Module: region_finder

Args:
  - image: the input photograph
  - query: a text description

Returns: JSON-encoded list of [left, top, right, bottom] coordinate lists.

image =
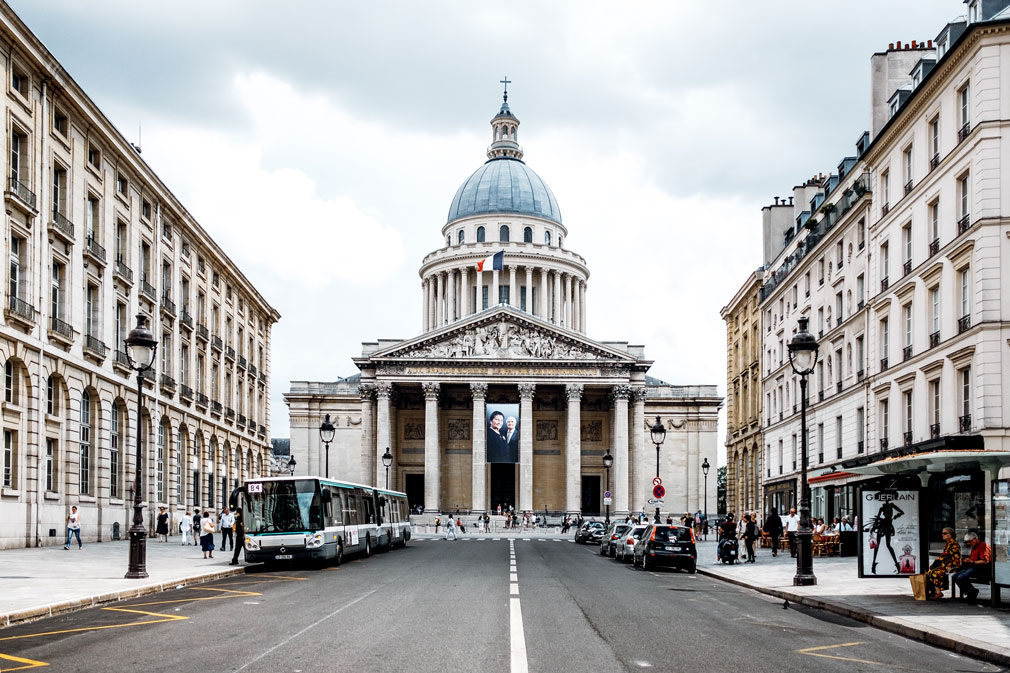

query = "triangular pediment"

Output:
[[369, 306, 637, 363]]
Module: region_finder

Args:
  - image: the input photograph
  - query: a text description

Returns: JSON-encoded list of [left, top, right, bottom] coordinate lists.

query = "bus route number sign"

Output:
[[247, 483, 263, 493]]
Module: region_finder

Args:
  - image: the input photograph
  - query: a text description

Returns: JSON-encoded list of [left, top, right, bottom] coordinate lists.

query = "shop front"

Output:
[[763, 478, 796, 518]]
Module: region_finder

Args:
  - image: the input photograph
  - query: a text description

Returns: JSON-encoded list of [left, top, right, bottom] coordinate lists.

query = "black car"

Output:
[[574, 521, 605, 544], [633, 524, 697, 572], [600, 523, 632, 557]]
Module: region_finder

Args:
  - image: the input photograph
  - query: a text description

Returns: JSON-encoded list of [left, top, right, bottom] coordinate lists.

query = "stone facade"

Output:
[[0, 6, 279, 549]]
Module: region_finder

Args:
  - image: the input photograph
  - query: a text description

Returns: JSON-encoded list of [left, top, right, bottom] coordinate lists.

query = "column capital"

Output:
[[630, 386, 647, 403], [518, 383, 536, 399], [358, 383, 376, 402], [565, 383, 583, 401], [469, 382, 488, 400], [376, 382, 394, 400], [610, 384, 632, 401], [422, 382, 440, 400]]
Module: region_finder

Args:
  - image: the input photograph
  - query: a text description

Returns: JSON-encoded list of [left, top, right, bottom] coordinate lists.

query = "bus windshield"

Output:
[[244, 479, 324, 534]]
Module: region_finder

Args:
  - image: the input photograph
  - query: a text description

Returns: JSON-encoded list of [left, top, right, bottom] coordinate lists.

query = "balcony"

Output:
[[160, 294, 176, 318], [238, 413, 247, 427], [50, 210, 75, 243], [881, 202, 890, 216], [48, 315, 74, 345], [225, 407, 235, 421], [857, 440, 864, 453], [113, 349, 131, 372], [929, 153, 940, 171], [259, 371, 266, 384], [197, 323, 209, 341], [904, 179, 914, 196], [211, 335, 223, 351], [903, 260, 912, 276], [836, 381, 843, 393], [953, 215, 969, 238], [140, 279, 157, 302], [880, 357, 889, 372], [160, 374, 176, 394], [238, 355, 247, 370], [928, 239, 939, 257], [958, 315, 971, 334], [857, 299, 865, 310], [258, 424, 266, 437], [180, 384, 194, 402], [957, 121, 971, 143], [114, 258, 133, 285], [5, 296, 36, 326], [225, 345, 236, 361], [903, 431, 913, 446], [930, 423, 940, 439], [903, 345, 913, 361], [929, 331, 940, 348], [881, 277, 889, 292], [880, 438, 889, 451], [857, 369, 864, 382], [959, 414, 972, 432], [818, 390, 824, 402], [249, 363, 258, 377], [195, 392, 209, 409], [180, 309, 193, 330], [84, 334, 106, 360], [84, 236, 106, 266], [211, 400, 222, 415], [6, 176, 37, 212]]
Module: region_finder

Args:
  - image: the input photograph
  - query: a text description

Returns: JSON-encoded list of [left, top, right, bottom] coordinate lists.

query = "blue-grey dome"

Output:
[[447, 157, 562, 225]]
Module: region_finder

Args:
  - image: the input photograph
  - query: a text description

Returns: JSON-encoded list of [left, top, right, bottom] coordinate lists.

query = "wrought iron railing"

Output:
[[929, 153, 940, 171], [881, 277, 889, 292], [196, 393, 209, 408], [85, 236, 106, 264], [880, 437, 888, 451], [7, 296, 36, 322], [161, 294, 176, 316], [180, 309, 193, 329], [903, 345, 913, 361], [903, 260, 912, 276], [904, 179, 913, 196], [959, 414, 971, 432], [115, 259, 133, 283], [903, 431, 913, 446], [140, 280, 157, 301], [880, 357, 889, 371], [50, 315, 73, 339], [958, 315, 971, 334], [7, 176, 36, 209], [114, 349, 130, 368], [929, 331, 940, 348], [957, 213, 971, 235], [84, 335, 106, 358], [957, 122, 971, 143], [928, 239, 939, 257], [180, 384, 194, 400], [212, 335, 223, 351], [930, 423, 940, 439], [197, 324, 209, 341], [51, 210, 74, 239], [161, 374, 176, 389]]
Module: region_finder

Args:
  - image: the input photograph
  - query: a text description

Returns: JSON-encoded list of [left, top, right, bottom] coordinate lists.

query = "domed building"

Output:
[[286, 91, 721, 518]]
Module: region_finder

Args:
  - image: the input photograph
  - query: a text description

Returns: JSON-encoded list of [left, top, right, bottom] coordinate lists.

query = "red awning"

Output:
[[808, 471, 859, 485]]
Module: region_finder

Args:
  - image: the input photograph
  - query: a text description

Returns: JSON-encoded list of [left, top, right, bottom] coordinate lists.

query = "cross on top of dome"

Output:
[[489, 78, 521, 160]]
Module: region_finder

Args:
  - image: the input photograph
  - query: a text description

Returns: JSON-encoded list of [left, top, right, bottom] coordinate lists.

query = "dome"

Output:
[[446, 157, 562, 225]]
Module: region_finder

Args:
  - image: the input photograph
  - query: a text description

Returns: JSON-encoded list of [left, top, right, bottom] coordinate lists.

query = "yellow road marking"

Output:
[[0, 608, 186, 642], [0, 652, 49, 670], [796, 642, 885, 665], [126, 587, 262, 608], [249, 574, 308, 581]]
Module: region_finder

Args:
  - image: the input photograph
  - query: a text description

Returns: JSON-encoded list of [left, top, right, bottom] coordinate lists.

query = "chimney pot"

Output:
[[928, 39, 933, 48], [774, 197, 780, 205], [789, 196, 794, 205], [896, 41, 902, 49], [912, 40, 918, 49], [889, 43, 894, 50]]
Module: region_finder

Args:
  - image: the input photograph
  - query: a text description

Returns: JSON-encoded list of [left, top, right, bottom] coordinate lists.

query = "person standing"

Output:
[[180, 511, 193, 546], [156, 507, 170, 542], [192, 511, 202, 546], [783, 507, 800, 558], [763, 508, 783, 557], [229, 507, 245, 566], [200, 511, 216, 559], [64, 505, 82, 549], [445, 515, 457, 541], [220, 507, 235, 551], [743, 513, 759, 563]]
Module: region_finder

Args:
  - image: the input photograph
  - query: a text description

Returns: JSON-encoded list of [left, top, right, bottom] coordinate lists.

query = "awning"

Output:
[[840, 449, 1010, 480], [808, 470, 862, 487]]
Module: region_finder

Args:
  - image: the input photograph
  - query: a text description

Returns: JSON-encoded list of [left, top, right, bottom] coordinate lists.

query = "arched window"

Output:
[[511, 125, 517, 140], [193, 435, 202, 507], [544, 231, 551, 246], [476, 226, 485, 243], [208, 437, 217, 507], [110, 401, 122, 499], [523, 227, 533, 243], [446, 235, 451, 247], [176, 425, 185, 504], [457, 230, 465, 245], [156, 420, 166, 502], [46, 375, 57, 414], [558, 236, 563, 248], [79, 391, 92, 495], [499, 225, 510, 242], [4, 360, 17, 404]]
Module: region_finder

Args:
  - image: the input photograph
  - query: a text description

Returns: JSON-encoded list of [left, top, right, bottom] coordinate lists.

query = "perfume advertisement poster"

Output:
[[860, 489, 920, 577]]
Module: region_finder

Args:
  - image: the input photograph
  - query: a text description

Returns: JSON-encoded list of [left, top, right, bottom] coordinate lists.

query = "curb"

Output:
[[697, 567, 1010, 667], [0, 567, 245, 629]]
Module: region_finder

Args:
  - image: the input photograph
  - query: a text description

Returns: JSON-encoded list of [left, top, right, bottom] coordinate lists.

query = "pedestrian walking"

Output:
[[742, 513, 759, 563], [156, 506, 170, 542], [783, 507, 800, 558], [762, 507, 783, 557], [180, 510, 193, 545], [200, 511, 216, 559], [192, 511, 202, 546], [445, 515, 457, 540], [435, 517, 441, 534], [230, 507, 245, 566], [220, 507, 235, 551], [64, 505, 82, 549], [457, 517, 466, 534]]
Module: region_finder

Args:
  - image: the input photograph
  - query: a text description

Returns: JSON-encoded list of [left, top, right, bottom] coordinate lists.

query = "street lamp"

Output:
[[701, 457, 711, 539], [124, 314, 157, 579], [602, 449, 613, 527], [788, 315, 820, 586], [286, 456, 297, 476], [319, 414, 335, 478], [650, 416, 666, 523], [382, 447, 392, 490]]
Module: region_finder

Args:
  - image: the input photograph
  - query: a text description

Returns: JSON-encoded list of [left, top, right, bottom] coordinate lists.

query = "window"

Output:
[[960, 367, 972, 418], [54, 109, 69, 138], [791, 434, 797, 471], [4, 360, 15, 404], [523, 226, 532, 243], [903, 146, 913, 190], [836, 241, 843, 268], [476, 226, 485, 243], [930, 379, 941, 429], [857, 274, 864, 305], [115, 302, 126, 351], [142, 200, 152, 220], [79, 391, 91, 495], [85, 284, 99, 337], [162, 262, 173, 301], [880, 242, 889, 281], [9, 126, 27, 183], [858, 219, 866, 249], [212, 271, 219, 289], [52, 165, 68, 215], [817, 307, 824, 335], [881, 170, 890, 207], [445, 234, 450, 247], [817, 423, 824, 463], [157, 421, 165, 503], [161, 332, 172, 376], [856, 408, 865, 453], [45, 438, 56, 492], [499, 225, 509, 242], [818, 258, 825, 285], [87, 143, 101, 170], [902, 224, 911, 266], [959, 267, 970, 318], [835, 416, 843, 459], [880, 399, 890, 441], [929, 117, 939, 163], [85, 195, 100, 242], [111, 401, 121, 499], [903, 304, 912, 348], [116, 173, 128, 196], [11, 63, 28, 98], [3, 429, 15, 488], [929, 201, 939, 245], [958, 173, 970, 222], [835, 293, 843, 323], [856, 336, 864, 371], [457, 230, 464, 245], [880, 318, 889, 361], [9, 234, 23, 300], [903, 390, 913, 438], [959, 82, 971, 129], [545, 230, 551, 246], [804, 272, 810, 297], [929, 287, 940, 335], [46, 375, 57, 415], [51, 260, 65, 321], [116, 220, 128, 264]]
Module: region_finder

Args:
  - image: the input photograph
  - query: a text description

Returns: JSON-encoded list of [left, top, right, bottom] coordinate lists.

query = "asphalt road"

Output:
[[0, 537, 999, 673]]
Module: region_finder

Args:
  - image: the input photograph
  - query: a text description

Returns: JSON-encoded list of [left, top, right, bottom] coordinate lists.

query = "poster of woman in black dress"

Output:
[[861, 490, 918, 576]]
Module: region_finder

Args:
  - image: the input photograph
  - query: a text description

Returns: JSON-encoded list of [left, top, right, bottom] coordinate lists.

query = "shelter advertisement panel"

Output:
[[860, 489, 920, 577], [486, 403, 520, 463]]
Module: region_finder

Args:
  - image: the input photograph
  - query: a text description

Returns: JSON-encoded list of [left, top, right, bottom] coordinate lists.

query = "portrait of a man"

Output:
[[486, 405, 519, 463]]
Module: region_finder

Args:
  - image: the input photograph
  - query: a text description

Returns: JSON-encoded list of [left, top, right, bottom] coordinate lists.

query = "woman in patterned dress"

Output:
[[925, 527, 961, 600]]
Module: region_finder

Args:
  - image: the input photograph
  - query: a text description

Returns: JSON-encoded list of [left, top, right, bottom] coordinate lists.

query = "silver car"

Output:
[[600, 523, 632, 557], [616, 524, 648, 563]]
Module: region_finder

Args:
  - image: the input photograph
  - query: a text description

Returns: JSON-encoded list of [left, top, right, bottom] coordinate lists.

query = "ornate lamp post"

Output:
[[602, 449, 613, 527], [382, 447, 392, 490], [286, 456, 297, 476], [124, 314, 157, 579], [319, 414, 335, 478], [702, 457, 711, 538], [788, 316, 820, 586], [650, 416, 666, 523]]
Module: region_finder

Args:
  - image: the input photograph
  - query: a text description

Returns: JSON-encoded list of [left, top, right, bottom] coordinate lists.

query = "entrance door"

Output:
[[581, 475, 601, 516], [405, 474, 424, 512], [490, 463, 516, 512]]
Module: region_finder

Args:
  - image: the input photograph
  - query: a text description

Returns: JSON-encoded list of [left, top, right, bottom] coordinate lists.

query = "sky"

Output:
[[10, 1, 961, 462]]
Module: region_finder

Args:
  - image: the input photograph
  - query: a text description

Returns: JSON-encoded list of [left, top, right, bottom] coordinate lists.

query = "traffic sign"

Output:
[[653, 477, 663, 487], [648, 498, 665, 505], [603, 497, 612, 506], [653, 484, 666, 499], [604, 490, 611, 499]]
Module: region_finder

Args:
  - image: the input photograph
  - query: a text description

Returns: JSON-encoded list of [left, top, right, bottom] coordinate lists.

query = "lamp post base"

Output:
[[125, 527, 149, 579], [793, 573, 817, 586], [793, 531, 816, 586]]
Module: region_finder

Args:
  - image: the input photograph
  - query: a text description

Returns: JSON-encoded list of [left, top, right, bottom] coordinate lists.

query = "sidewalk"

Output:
[[0, 537, 243, 627], [694, 540, 1010, 666]]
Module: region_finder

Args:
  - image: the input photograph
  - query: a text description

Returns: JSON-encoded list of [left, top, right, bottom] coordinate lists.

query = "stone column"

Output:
[[565, 384, 583, 513], [563, 274, 572, 328], [573, 278, 580, 332], [539, 267, 548, 319], [518, 383, 536, 511], [428, 275, 436, 330], [436, 272, 445, 327], [461, 267, 470, 317], [470, 383, 488, 511], [423, 382, 441, 511], [524, 266, 533, 314], [475, 269, 483, 311], [611, 385, 631, 513], [580, 280, 586, 332], [630, 387, 647, 513], [553, 271, 562, 325], [508, 265, 517, 306], [448, 269, 457, 323], [492, 269, 500, 307], [374, 383, 392, 488], [422, 279, 429, 332], [360, 384, 376, 486]]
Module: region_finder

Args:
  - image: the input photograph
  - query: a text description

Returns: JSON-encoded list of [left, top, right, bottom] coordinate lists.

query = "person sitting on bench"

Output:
[[952, 531, 991, 602]]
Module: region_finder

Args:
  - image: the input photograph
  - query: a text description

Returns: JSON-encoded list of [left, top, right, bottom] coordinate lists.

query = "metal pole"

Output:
[[325, 441, 330, 479], [704, 474, 708, 539], [654, 444, 661, 523], [605, 465, 610, 527], [126, 370, 148, 578], [794, 375, 816, 585], [385, 466, 389, 490]]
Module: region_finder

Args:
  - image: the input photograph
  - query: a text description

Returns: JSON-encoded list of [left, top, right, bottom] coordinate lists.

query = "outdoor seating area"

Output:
[[759, 532, 843, 556]]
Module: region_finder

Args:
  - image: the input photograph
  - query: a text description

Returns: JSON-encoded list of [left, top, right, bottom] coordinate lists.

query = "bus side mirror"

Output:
[[229, 486, 246, 510], [321, 489, 332, 503]]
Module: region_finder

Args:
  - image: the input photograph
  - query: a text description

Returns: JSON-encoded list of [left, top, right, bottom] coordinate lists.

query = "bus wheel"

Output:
[[334, 541, 343, 566], [364, 536, 372, 558]]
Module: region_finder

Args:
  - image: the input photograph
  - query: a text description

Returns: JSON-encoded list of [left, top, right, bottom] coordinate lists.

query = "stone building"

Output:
[[0, 5, 279, 549], [286, 93, 721, 517]]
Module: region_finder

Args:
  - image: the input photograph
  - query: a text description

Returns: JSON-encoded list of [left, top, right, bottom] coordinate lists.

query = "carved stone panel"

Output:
[[447, 419, 471, 441], [396, 320, 608, 360], [535, 420, 558, 441], [580, 420, 603, 442], [403, 420, 425, 441]]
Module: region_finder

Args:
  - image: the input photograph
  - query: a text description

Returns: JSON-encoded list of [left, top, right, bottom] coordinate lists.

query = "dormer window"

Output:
[[968, 0, 979, 23]]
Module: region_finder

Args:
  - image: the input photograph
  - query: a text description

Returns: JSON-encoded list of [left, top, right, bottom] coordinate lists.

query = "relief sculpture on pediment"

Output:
[[398, 321, 603, 360]]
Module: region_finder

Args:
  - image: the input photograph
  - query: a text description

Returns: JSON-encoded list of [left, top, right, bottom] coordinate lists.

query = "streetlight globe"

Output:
[[650, 416, 666, 446], [702, 457, 710, 477], [287, 456, 297, 475], [382, 447, 393, 468], [788, 316, 820, 376], [319, 414, 335, 444], [125, 314, 157, 371], [602, 449, 613, 469]]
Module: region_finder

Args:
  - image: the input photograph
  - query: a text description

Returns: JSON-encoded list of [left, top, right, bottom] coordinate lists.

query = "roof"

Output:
[[447, 157, 562, 225]]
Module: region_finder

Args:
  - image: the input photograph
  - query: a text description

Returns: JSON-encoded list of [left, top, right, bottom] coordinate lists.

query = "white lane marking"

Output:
[[235, 590, 376, 672], [510, 583, 519, 596], [510, 596, 529, 673], [634, 661, 653, 668], [510, 573, 518, 582]]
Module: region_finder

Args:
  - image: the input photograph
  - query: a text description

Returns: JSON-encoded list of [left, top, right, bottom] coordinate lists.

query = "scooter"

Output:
[[718, 536, 739, 564]]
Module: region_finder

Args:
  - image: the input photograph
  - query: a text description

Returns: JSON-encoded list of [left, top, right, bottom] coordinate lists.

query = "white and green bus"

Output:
[[232, 476, 410, 565]]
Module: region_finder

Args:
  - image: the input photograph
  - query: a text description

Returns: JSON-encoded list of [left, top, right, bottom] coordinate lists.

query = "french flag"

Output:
[[475, 250, 504, 272]]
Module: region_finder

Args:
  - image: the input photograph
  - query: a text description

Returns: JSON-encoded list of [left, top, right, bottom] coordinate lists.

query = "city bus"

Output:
[[231, 475, 410, 565]]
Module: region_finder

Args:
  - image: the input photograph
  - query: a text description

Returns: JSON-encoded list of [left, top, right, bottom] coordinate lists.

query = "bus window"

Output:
[[345, 492, 357, 526]]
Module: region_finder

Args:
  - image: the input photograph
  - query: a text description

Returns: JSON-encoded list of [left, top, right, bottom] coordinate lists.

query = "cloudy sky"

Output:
[[11, 1, 959, 459]]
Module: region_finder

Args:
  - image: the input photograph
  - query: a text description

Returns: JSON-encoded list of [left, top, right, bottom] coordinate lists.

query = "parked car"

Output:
[[600, 523, 632, 557], [616, 524, 648, 563], [633, 524, 697, 572], [574, 521, 605, 544]]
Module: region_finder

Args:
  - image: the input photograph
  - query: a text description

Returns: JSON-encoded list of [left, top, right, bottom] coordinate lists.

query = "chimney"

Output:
[[870, 42, 934, 137], [774, 196, 780, 205]]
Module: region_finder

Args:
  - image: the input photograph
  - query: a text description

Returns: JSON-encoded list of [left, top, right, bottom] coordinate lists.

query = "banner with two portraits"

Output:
[[485, 403, 520, 463]]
